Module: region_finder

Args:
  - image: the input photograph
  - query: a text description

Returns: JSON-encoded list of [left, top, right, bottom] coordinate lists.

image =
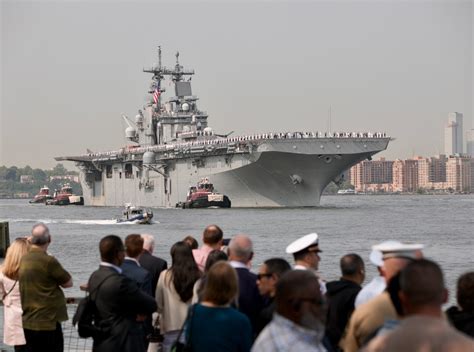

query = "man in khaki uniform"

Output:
[[340, 241, 423, 352], [364, 259, 474, 352]]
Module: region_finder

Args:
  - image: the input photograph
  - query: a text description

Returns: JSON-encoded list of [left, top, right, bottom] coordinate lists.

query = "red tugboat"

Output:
[[45, 184, 84, 206], [177, 178, 231, 209], [29, 186, 53, 204]]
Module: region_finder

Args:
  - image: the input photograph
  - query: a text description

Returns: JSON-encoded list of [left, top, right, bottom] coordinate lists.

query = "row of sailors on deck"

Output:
[[85, 131, 387, 158]]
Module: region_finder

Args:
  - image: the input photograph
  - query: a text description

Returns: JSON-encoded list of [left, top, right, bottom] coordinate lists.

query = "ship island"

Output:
[[57, 48, 391, 207]]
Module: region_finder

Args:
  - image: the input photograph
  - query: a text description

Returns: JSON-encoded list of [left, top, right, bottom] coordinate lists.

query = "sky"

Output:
[[1, 0, 472, 169]]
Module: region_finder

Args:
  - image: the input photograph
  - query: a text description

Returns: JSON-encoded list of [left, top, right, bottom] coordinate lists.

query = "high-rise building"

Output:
[[467, 129, 474, 157], [444, 112, 463, 155]]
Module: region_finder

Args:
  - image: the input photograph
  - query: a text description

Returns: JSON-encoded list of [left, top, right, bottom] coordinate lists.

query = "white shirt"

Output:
[[354, 275, 386, 308], [100, 261, 123, 274], [229, 261, 249, 269]]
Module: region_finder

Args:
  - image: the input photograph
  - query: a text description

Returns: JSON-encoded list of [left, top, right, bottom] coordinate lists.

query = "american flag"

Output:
[[153, 81, 161, 104]]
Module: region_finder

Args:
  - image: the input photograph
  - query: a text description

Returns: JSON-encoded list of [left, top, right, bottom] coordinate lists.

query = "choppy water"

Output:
[[1, 195, 473, 302]]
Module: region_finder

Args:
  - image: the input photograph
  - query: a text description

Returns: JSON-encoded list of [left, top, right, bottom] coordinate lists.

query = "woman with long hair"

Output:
[[0, 237, 30, 351], [156, 241, 201, 352], [186, 261, 252, 352]]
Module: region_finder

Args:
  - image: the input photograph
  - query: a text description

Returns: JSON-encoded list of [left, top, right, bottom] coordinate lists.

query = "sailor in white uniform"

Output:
[[354, 247, 387, 308], [286, 233, 327, 294]]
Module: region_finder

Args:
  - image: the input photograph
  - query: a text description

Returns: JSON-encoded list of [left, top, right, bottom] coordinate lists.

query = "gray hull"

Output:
[[78, 137, 389, 207]]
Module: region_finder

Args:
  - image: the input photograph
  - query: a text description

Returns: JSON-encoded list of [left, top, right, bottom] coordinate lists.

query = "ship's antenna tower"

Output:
[[328, 105, 332, 134], [158, 46, 162, 70]]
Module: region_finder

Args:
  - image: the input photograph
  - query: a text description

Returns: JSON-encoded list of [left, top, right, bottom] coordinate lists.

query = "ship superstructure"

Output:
[[57, 48, 391, 207]]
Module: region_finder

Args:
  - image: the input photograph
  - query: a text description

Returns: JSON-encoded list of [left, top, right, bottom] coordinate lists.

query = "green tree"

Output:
[[20, 165, 33, 175], [32, 168, 47, 182], [52, 163, 68, 176], [5, 167, 18, 181]]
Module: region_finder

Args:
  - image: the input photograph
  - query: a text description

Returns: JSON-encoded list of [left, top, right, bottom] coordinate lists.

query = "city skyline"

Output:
[[1, 1, 472, 169]]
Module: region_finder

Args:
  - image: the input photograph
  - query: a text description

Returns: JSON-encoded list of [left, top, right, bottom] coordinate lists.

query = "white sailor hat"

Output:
[[285, 233, 320, 254], [369, 249, 384, 267], [372, 240, 424, 260]]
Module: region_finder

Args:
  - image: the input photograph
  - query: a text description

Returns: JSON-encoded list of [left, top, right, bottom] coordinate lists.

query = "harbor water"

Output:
[[0, 195, 473, 349]]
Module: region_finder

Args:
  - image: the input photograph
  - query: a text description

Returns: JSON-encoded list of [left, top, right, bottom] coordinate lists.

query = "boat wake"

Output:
[[7, 219, 159, 225]]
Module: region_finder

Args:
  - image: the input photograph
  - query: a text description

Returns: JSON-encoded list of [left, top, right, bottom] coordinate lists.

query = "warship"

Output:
[[57, 48, 391, 207]]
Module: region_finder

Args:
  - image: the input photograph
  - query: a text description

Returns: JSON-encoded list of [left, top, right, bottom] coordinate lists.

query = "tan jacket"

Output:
[[155, 269, 191, 333], [364, 315, 474, 352], [341, 291, 397, 352]]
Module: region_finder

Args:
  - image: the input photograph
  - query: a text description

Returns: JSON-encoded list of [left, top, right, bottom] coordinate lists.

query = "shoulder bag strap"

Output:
[[2, 280, 18, 300], [175, 303, 196, 346], [88, 273, 115, 299]]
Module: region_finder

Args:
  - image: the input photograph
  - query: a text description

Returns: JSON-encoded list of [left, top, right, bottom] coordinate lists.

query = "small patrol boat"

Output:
[[45, 184, 84, 205], [29, 186, 53, 204], [117, 204, 154, 224], [177, 178, 231, 209], [337, 189, 356, 195]]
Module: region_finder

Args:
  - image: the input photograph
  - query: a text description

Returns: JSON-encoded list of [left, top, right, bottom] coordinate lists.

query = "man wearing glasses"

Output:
[[255, 258, 292, 336]]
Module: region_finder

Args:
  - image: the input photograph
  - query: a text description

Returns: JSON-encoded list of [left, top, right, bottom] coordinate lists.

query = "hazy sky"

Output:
[[1, 0, 472, 169]]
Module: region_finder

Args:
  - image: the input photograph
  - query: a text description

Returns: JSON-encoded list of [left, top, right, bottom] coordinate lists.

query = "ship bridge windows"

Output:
[[125, 164, 133, 179], [106, 165, 112, 179]]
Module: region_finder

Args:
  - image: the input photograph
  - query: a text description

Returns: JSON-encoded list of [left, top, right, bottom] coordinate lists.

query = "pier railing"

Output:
[[0, 298, 93, 352]]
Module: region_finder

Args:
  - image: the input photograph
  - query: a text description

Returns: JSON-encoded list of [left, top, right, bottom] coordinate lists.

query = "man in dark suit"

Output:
[[88, 235, 157, 352], [121, 234, 153, 296], [228, 234, 265, 336], [138, 233, 168, 293]]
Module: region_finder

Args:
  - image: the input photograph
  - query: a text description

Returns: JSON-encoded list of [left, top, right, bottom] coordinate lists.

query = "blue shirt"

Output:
[[187, 304, 252, 352], [251, 313, 326, 352]]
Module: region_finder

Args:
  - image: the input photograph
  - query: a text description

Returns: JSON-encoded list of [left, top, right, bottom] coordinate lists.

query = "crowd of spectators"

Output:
[[0, 222, 473, 352]]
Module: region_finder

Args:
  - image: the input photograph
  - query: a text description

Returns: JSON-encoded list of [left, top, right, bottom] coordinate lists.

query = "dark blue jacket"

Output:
[[234, 267, 265, 335], [121, 258, 153, 297], [138, 250, 167, 294]]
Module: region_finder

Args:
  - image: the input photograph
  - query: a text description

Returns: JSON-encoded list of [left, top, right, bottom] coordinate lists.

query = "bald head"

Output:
[[30, 222, 51, 246], [141, 234, 155, 253], [228, 235, 253, 264], [202, 225, 223, 247]]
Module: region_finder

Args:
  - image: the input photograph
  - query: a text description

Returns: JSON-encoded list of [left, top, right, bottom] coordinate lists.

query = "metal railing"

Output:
[[0, 299, 93, 352]]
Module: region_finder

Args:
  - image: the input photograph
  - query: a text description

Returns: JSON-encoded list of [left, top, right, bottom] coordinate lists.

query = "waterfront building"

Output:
[[416, 155, 447, 190], [350, 158, 393, 192], [446, 155, 472, 192], [392, 159, 418, 192], [444, 112, 463, 155]]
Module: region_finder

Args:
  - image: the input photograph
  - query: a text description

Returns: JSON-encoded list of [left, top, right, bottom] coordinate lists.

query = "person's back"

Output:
[[193, 225, 223, 272], [138, 234, 168, 292], [0, 238, 29, 350], [121, 234, 153, 296], [446, 271, 474, 337], [365, 259, 474, 352], [325, 254, 364, 349], [187, 262, 252, 352], [90, 235, 157, 352], [188, 304, 251, 352], [19, 223, 72, 352], [228, 235, 265, 333]]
